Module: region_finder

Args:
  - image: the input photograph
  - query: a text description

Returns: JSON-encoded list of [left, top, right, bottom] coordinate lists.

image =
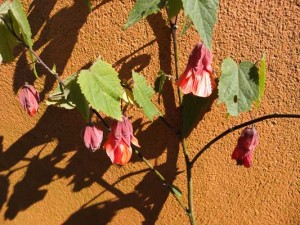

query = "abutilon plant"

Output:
[[0, 0, 299, 225]]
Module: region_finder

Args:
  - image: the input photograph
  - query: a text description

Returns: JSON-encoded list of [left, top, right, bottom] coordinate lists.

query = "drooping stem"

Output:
[[170, 17, 195, 225], [190, 113, 300, 166]]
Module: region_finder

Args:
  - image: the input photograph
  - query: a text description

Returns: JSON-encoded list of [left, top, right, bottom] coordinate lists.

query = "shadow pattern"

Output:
[[2, 2, 215, 224]]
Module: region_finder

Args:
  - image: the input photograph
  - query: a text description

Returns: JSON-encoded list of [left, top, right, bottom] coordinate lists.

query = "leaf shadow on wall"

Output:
[[0, 136, 9, 213], [12, 0, 89, 101], [2, 8, 216, 225]]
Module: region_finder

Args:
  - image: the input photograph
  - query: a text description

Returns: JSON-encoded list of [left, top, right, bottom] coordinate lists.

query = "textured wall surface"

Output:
[[0, 0, 299, 224]]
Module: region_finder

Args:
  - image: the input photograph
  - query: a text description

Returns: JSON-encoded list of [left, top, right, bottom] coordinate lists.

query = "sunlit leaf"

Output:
[[122, 88, 136, 105], [77, 59, 122, 120], [124, 0, 166, 29], [132, 71, 161, 121], [256, 54, 266, 106], [180, 16, 192, 36], [0, 1, 10, 15], [182, 0, 219, 50], [218, 58, 259, 116], [9, 0, 33, 49]]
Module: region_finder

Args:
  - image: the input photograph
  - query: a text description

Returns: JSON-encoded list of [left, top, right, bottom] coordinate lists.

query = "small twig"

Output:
[[133, 147, 188, 214], [190, 113, 300, 166]]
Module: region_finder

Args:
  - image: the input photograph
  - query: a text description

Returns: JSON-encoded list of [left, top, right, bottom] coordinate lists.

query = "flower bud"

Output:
[[83, 124, 103, 152], [18, 84, 40, 116], [232, 127, 259, 168]]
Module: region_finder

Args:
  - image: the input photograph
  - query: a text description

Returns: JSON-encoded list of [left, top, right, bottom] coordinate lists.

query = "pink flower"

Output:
[[232, 127, 259, 168], [83, 124, 103, 151], [177, 43, 215, 97], [103, 116, 140, 165], [18, 84, 40, 116]]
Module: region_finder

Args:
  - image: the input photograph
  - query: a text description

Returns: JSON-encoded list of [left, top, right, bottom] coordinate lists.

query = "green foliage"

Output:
[[218, 58, 259, 116], [48, 74, 89, 122], [257, 54, 266, 106], [132, 71, 161, 121], [0, 1, 10, 15], [77, 59, 123, 121], [180, 16, 192, 36], [182, 94, 214, 137], [47, 74, 77, 109], [0, 0, 34, 64], [166, 0, 183, 19], [0, 21, 19, 62], [182, 0, 219, 50], [9, 0, 33, 49], [87, 0, 92, 12], [69, 79, 90, 122], [154, 70, 167, 104], [124, 0, 166, 29]]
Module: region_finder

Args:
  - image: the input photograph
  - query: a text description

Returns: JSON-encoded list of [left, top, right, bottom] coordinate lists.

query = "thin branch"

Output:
[[133, 147, 188, 214], [190, 113, 300, 166], [0, 15, 65, 86], [170, 16, 195, 225]]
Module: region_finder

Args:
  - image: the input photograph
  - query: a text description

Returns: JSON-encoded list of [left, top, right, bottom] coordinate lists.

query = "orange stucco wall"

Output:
[[0, 0, 299, 224]]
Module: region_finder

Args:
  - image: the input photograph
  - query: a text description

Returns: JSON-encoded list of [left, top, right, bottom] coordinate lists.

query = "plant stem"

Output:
[[170, 17, 195, 225], [91, 108, 110, 130], [133, 147, 188, 214], [190, 113, 300, 166], [27, 48, 65, 86]]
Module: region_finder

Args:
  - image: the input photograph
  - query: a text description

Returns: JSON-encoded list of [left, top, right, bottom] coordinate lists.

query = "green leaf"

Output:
[[256, 54, 266, 106], [0, 1, 10, 15], [180, 16, 192, 36], [77, 59, 122, 120], [166, 0, 182, 19], [154, 70, 167, 104], [182, 94, 215, 137], [132, 71, 161, 121], [182, 0, 219, 50], [124, 0, 166, 29], [69, 79, 90, 122], [9, 0, 33, 49], [47, 74, 77, 109], [168, 184, 182, 197], [87, 0, 92, 12], [0, 20, 19, 62], [218, 58, 259, 116]]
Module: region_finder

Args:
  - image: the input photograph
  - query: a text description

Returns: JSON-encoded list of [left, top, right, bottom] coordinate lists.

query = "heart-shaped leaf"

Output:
[[78, 59, 122, 120], [218, 58, 259, 116]]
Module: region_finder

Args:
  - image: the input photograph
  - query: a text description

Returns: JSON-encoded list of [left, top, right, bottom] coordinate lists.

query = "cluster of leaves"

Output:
[[0, 0, 33, 63], [47, 59, 161, 122], [123, 0, 219, 50], [0, 0, 266, 136]]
